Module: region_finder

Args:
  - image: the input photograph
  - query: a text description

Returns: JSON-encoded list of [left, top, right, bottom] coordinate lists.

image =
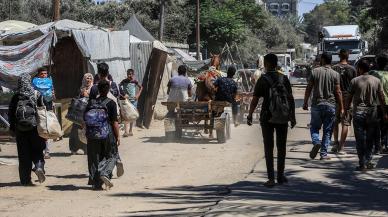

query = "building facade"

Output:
[[263, 0, 298, 17]]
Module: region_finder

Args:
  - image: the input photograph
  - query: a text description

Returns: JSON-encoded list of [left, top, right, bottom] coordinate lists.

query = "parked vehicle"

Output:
[[318, 25, 368, 65], [289, 64, 312, 86]]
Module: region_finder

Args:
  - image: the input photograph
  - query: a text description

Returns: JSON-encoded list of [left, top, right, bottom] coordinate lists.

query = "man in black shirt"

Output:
[[332, 49, 357, 155], [247, 54, 296, 188]]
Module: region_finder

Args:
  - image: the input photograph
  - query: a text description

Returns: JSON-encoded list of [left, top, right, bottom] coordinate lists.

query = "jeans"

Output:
[[16, 129, 46, 184], [261, 122, 288, 181], [353, 107, 379, 167], [310, 104, 336, 157]]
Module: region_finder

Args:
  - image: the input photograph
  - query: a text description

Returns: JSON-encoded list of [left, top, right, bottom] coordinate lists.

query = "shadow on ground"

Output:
[[111, 151, 388, 217]]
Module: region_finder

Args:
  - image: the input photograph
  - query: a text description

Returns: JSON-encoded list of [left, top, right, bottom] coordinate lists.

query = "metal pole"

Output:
[[53, 0, 61, 21], [196, 0, 201, 60], [159, 0, 165, 41]]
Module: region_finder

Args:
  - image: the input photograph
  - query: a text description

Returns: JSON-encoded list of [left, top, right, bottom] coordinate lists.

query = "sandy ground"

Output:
[[0, 115, 264, 217], [0, 87, 309, 217]]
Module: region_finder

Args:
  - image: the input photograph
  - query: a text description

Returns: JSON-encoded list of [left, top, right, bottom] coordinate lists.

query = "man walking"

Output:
[[85, 79, 120, 189], [303, 52, 343, 160], [370, 55, 388, 154], [347, 60, 387, 170], [332, 49, 357, 155], [248, 54, 296, 187]]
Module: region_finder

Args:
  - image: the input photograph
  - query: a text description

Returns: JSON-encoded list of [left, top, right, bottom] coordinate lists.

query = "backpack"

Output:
[[263, 74, 290, 124], [84, 98, 111, 140], [15, 95, 37, 131]]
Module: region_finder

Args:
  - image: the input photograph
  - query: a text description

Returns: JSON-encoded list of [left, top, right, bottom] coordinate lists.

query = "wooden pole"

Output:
[[8, 0, 11, 20], [159, 0, 165, 41], [53, 0, 60, 21], [196, 0, 201, 60]]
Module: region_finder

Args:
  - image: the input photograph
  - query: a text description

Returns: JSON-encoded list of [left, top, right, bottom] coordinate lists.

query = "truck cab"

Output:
[[318, 25, 368, 65], [276, 53, 294, 77]]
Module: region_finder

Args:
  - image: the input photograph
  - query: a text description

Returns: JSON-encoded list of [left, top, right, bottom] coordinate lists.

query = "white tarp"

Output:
[[72, 30, 131, 82], [0, 31, 55, 89]]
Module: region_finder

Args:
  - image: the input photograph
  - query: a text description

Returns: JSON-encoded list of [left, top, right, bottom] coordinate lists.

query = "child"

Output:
[[32, 67, 55, 159], [119, 69, 143, 137]]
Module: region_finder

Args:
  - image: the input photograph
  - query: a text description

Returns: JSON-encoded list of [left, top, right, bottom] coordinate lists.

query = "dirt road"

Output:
[[0, 117, 264, 217]]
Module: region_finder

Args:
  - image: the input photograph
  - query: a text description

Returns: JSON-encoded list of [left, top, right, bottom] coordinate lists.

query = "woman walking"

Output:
[[8, 74, 46, 185], [69, 73, 94, 154]]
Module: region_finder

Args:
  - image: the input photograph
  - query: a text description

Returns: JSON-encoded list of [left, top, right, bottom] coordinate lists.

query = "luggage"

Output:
[[119, 99, 139, 122], [15, 96, 37, 131], [36, 97, 63, 139], [66, 97, 89, 125], [84, 98, 111, 140]]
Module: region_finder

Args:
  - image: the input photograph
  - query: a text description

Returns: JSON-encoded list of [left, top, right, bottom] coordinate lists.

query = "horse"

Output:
[[195, 53, 222, 138]]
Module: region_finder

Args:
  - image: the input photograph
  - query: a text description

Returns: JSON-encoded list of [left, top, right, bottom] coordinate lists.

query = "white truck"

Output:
[[318, 25, 368, 65]]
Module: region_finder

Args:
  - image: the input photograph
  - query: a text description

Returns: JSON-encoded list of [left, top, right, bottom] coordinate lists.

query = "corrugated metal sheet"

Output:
[[130, 42, 153, 82]]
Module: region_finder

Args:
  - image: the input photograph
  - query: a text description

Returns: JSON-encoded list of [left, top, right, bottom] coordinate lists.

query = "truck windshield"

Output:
[[324, 40, 361, 54]]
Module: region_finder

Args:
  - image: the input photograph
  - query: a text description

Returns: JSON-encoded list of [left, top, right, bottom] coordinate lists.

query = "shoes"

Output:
[[310, 144, 321, 159], [116, 160, 124, 178], [366, 162, 375, 170], [34, 168, 46, 183], [263, 180, 276, 188], [356, 165, 367, 172], [337, 150, 347, 155], [100, 176, 113, 189], [331, 142, 339, 153], [277, 176, 288, 185], [44, 152, 51, 159], [21, 181, 34, 186], [320, 155, 331, 160], [128, 132, 134, 136], [123, 133, 129, 138]]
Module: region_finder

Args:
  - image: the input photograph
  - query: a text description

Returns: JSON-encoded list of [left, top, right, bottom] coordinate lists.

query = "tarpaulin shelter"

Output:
[[1, 18, 177, 129]]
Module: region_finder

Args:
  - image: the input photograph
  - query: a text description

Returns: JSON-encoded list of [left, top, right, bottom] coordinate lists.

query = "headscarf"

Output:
[[80, 73, 94, 94], [17, 73, 37, 103]]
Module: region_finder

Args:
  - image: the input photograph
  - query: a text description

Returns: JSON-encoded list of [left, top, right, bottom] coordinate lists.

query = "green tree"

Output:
[[302, 0, 352, 44]]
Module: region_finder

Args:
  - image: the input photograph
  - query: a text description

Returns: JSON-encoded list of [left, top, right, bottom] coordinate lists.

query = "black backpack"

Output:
[[15, 96, 37, 131], [263, 74, 290, 124]]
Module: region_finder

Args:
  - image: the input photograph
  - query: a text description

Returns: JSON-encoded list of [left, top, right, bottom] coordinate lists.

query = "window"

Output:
[[282, 3, 290, 11], [269, 3, 279, 12]]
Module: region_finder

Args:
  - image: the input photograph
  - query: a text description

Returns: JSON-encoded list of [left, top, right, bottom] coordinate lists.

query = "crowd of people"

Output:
[[8, 63, 143, 189], [248, 51, 388, 187], [6, 49, 388, 190]]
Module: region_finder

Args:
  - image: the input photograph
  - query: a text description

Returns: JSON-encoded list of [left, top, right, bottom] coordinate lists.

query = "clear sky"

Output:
[[298, 0, 324, 17]]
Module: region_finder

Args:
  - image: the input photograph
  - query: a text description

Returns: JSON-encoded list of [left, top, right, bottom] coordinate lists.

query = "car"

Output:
[[355, 55, 376, 68], [289, 64, 312, 86]]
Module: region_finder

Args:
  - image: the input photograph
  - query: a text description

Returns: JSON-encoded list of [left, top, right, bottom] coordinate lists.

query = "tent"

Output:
[[121, 15, 156, 42], [0, 19, 130, 99], [0, 18, 176, 129], [0, 20, 37, 35]]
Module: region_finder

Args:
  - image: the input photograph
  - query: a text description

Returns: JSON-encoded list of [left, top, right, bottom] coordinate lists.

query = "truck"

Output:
[[318, 25, 368, 65]]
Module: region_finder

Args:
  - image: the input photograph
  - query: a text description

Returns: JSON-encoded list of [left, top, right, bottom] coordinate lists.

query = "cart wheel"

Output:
[[216, 113, 230, 143], [165, 131, 176, 140], [225, 113, 231, 140], [175, 127, 183, 139]]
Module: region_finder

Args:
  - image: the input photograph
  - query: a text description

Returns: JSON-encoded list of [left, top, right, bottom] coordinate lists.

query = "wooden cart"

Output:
[[161, 101, 231, 143]]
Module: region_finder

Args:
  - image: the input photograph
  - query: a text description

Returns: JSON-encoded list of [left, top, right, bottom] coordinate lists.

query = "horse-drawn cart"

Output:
[[236, 92, 261, 123], [162, 101, 231, 143]]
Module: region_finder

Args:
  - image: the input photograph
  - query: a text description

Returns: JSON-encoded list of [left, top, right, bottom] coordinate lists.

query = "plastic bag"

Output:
[[119, 99, 139, 122]]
